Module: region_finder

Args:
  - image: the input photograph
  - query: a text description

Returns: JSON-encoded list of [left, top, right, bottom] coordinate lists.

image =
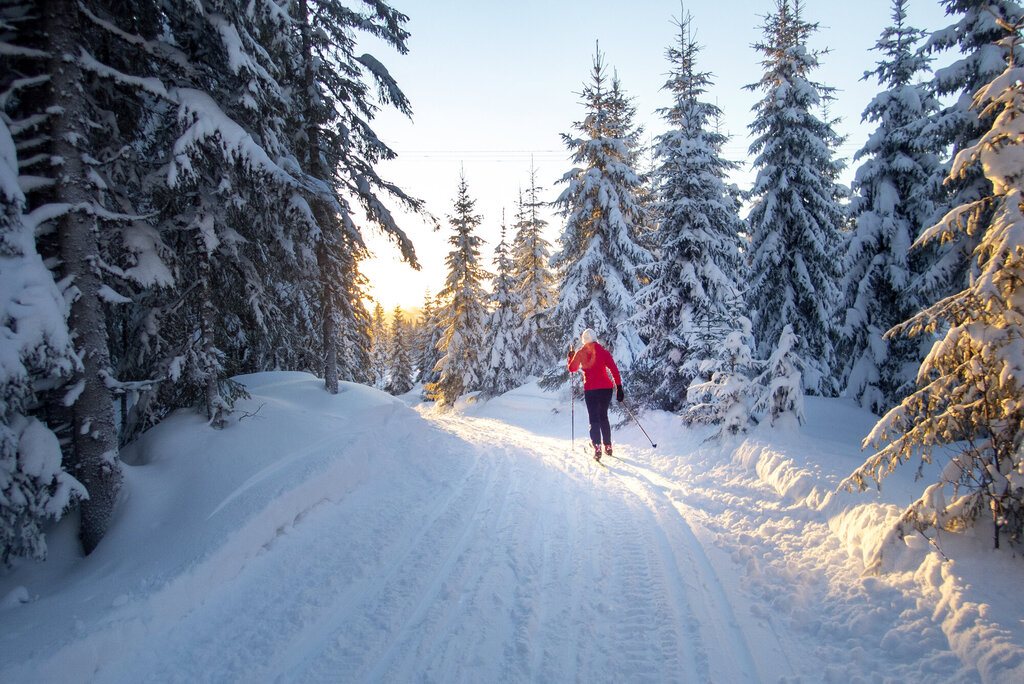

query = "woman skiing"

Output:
[[568, 328, 624, 462]]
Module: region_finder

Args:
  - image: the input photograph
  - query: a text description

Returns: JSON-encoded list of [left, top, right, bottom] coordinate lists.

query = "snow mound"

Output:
[[727, 396, 1024, 682]]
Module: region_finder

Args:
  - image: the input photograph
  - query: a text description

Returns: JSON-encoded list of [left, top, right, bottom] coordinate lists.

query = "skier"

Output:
[[568, 329, 624, 462]]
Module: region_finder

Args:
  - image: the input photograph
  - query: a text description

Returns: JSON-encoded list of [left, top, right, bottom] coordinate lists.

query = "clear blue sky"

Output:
[[359, 0, 954, 313]]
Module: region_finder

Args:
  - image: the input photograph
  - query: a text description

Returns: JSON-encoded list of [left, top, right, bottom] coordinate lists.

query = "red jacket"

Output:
[[568, 342, 622, 390]]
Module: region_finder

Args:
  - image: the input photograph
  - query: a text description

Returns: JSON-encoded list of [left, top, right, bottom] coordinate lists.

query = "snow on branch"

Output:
[[78, 4, 190, 72], [167, 88, 297, 188], [77, 48, 171, 100], [357, 53, 411, 115]]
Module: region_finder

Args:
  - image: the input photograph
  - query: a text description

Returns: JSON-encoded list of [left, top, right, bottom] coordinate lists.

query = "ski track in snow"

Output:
[[75, 409, 763, 683], [4, 385, 989, 683]]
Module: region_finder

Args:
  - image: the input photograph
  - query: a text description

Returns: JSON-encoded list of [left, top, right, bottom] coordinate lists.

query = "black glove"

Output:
[[616, 385, 624, 402], [567, 346, 575, 364]]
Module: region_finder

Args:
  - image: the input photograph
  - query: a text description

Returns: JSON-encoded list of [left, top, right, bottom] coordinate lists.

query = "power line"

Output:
[[392, 149, 564, 154]]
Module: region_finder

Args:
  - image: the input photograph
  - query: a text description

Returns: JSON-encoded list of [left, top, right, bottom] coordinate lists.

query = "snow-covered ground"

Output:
[[2, 372, 1022, 683]]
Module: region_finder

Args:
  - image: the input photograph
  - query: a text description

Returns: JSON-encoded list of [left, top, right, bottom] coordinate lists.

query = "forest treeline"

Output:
[[2, 0, 1023, 568]]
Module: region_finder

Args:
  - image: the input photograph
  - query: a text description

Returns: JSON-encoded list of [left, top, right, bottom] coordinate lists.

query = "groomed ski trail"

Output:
[[425, 409, 774, 683], [78, 405, 774, 683]]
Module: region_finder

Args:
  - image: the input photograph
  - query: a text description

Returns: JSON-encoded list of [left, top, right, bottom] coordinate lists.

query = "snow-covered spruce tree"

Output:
[[0, 117, 86, 564], [369, 302, 389, 389], [426, 175, 491, 407], [918, 0, 1024, 300], [103, 0, 391, 433], [633, 12, 746, 412], [549, 46, 651, 372], [287, 0, 421, 394], [0, 0, 150, 553], [45, 1, 180, 446], [384, 306, 415, 395], [841, 0, 945, 414], [745, 0, 846, 397], [480, 223, 525, 398], [2, 0, 265, 550], [844, 51, 1024, 553], [511, 168, 557, 376], [62, 0, 299, 440], [416, 291, 444, 395], [754, 324, 806, 427], [144, 0, 322, 431], [684, 318, 759, 439]]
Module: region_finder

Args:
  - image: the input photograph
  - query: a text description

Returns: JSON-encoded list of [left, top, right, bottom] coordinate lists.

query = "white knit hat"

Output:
[[581, 328, 597, 344]]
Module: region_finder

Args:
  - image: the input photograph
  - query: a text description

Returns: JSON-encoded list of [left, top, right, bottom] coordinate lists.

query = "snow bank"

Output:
[[829, 502, 907, 569], [726, 396, 1024, 683], [733, 437, 834, 508], [919, 554, 1024, 682]]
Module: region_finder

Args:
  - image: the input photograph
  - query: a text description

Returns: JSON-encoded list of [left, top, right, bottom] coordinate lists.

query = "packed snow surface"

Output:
[[2, 372, 1022, 682]]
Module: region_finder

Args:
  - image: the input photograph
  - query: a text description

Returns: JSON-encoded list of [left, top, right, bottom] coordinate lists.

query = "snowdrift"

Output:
[[721, 397, 1024, 682]]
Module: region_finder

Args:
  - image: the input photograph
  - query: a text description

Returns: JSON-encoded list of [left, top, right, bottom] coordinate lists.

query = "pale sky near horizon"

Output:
[[358, 1, 955, 315]]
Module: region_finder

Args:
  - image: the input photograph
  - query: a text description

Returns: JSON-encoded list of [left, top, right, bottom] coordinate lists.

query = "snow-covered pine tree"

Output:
[[147, 0, 316, 430], [369, 302, 390, 389], [1, 0, 148, 553], [684, 318, 759, 438], [549, 46, 651, 370], [1, 0, 422, 554], [745, 0, 846, 397], [754, 324, 806, 427], [286, 0, 421, 395], [511, 167, 557, 376], [416, 291, 444, 395], [384, 306, 415, 395], [60, 0, 295, 441], [426, 175, 491, 407], [480, 222, 524, 398], [290, 0, 347, 395], [841, 0, 945, 414], [0, 117, 87, 564], [844, 46, 1024, 553], [918, 0, 1024, 300], [51, 1, 179, 443], [633, 11, 746, 412], [1, 0, 263, 551]]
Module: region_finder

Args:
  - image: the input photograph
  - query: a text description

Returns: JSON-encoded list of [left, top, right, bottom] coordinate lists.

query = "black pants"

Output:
[[584, 387, 613, 446]]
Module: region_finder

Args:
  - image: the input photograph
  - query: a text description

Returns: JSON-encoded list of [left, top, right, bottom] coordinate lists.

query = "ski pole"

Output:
[[570, 373, 575, 450], [623, 402, 657, 448], [568, 345, 575, 450]]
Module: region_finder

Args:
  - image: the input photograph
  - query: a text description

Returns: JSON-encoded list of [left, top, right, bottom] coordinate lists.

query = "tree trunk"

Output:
[[48, 0, 122, 554], [294, 0, 340, 394], [196, 237, 225, 429], [321, 266, 340, 395]]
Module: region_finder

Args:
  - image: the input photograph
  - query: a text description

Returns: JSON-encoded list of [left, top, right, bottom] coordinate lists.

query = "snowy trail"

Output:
[[66, 406, 768, 683], [416, 410, 771, 683], [6, 376, 1006, 683]]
